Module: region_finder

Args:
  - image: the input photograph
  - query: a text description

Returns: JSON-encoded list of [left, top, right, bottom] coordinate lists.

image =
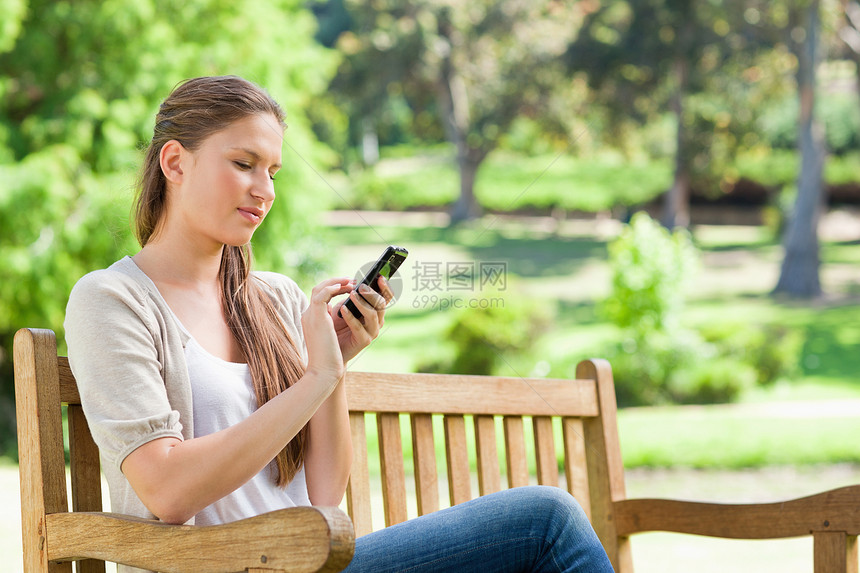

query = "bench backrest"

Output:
[[16, 328, 630, 572], [342, 366, 628, 553], [16, 328, 105, 572]]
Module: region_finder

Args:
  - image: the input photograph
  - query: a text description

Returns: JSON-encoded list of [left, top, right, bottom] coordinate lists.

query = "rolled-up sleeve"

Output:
[[65, 271, 184, 472]]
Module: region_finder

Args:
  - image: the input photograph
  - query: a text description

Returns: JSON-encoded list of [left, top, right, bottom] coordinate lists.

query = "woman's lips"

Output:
[[238, 207, 264, 224]]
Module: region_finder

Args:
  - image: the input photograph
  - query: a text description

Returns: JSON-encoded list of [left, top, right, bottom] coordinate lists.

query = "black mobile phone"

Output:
[[338, 246, 408, 320]]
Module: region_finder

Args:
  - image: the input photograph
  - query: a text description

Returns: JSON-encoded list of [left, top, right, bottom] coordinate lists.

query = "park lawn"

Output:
[[345, 146, 671, 211], [325, 216, 860, 471], [344, 144, 860, 214]]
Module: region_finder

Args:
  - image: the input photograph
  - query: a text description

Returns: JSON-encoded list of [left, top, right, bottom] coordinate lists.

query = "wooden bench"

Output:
[[15, 327, 860, 572]]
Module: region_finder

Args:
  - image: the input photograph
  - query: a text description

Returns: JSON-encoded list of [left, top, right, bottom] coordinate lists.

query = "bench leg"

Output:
[[814, 531, 859, 573]]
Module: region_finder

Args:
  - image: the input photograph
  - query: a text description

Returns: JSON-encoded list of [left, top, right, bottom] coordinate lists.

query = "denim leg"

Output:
[[342, 486, 614, 573]]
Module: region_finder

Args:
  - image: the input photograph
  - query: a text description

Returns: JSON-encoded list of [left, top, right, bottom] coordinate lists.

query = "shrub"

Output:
[[667, 357, 758, 404], [417, 289, 549, 376], [446, 298, 548, 375], [606, 329, 713, 407], [602, 212, 698, 339], [601, 212, 702, 405], [699, 322, 804, 386]]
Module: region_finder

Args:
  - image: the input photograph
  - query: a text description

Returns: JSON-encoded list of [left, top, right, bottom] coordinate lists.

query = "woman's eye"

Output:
[[269, 173, 277, 182], [234, 161, 251, 170]]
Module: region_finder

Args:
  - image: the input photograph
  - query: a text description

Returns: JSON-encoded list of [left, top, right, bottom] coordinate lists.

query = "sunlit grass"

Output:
[[327, 217, 860, 471]]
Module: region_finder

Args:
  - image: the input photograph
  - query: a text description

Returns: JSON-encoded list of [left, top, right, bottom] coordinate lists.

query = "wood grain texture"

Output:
[[346, 372, 598, 416], [68, 405, 102, 512], [46, 507, 354, 573], [474, 416, 501, 496], [444, 415, 471, 506], [813, 531, 859, 573], [14, 328, 72, 573], [503, 416, 529, 489], [615, 485, 860, 539], [346, 412, 372, 537], [377, 413, 408, 527], [67, 404, 106, 573], [562, 417, 591, 520], [577, 359, 632, 573], [533, 416, 558, 487], [410, 414, 439, 516], [57, 356, 79, 404]]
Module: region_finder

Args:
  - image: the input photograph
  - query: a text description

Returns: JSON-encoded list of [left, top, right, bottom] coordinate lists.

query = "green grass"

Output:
[[619, 404, 860, 469], [345, 145, 860, 214], [345, 146, 671, 212], [327, 216, 860, 469]]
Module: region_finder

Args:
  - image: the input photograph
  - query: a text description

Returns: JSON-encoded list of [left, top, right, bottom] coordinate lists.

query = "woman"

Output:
[[65, 75, 613, 572]]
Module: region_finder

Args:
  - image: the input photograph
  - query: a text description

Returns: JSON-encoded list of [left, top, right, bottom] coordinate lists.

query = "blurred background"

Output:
[[2, 0, 859, 571]]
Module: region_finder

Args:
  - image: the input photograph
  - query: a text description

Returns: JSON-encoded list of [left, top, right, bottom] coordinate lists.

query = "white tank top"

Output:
[[183, 335, 311, 526]]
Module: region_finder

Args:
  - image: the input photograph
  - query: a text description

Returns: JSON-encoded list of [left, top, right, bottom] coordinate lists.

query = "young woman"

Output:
[[65, 75, 613, 573]]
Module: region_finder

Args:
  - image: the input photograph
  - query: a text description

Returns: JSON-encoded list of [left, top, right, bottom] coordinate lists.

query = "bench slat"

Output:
[[533, 416, 558, 487], [410, 414, 439, 516], [503, 416, 529, 488], [562, 417, 591, 520], [474, 416, 501, 496], [813, 531, 858, 573], [377, 413, 408, 527], [346, 372, 598, 417], [346, 412, 373, 536], [444, 415, 471, 506], [68, 405, 102, 513], [58, 356, 81, 405]]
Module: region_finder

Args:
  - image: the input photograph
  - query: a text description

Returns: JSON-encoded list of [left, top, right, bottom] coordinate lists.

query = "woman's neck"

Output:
[[133, 238, 224, 290]]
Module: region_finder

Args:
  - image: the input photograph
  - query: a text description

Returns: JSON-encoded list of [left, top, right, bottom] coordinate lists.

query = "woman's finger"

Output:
[[349, 290, 384, 337], [339, 303, 375, 342], [377, 276, 395, 305], [309, 278, 354, 304]]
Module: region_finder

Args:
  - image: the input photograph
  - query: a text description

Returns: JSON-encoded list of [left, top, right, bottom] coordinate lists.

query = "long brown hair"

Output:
[[134, 76, 307, 486]]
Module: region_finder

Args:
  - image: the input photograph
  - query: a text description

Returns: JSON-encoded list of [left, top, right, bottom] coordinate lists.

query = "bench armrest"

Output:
[[45, 506, 354, 573], [614, 484, 860, 539]]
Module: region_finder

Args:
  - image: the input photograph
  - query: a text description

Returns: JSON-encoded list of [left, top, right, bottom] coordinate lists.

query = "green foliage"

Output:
[[601, 213, 759, 405], [699, 323, 805, 386], [344, 146, 671, 213], [667, 357, 758, 405], [607, 331, 711, 406], [601, 213, 811, 406], [603, 212, 699, 338], [331, 0, 587, 219], [417, 288, 549, 377], [0, 0, 341, 457], [757, 91, 860, 155]]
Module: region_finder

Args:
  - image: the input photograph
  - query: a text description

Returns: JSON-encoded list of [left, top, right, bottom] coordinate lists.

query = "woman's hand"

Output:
[[332, 276, 393, 364], [301, 277, 356, 382]]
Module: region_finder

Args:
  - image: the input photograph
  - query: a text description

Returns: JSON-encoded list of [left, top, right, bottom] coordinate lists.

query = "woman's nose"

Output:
[[251, 173, 276, 202]]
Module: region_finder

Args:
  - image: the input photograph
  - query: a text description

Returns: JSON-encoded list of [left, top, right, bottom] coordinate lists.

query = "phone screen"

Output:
[[338, 246, 408, 319]]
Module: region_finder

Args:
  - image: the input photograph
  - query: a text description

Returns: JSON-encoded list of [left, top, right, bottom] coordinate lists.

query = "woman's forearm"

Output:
[[304, 374, 353, 506], [121, 368, 340, 524]]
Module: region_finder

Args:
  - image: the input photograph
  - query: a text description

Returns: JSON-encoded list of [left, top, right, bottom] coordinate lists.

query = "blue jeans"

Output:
[[342, 486, 614, 572]]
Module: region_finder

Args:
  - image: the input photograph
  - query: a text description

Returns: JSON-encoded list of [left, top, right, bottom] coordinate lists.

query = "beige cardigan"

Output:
[[64, 256, 308, 529]]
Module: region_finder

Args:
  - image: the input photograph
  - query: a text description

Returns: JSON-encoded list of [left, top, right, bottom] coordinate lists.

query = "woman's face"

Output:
[[167, 113, 283, 252]]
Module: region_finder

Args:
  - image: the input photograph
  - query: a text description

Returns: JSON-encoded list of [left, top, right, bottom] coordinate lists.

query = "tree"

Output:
[[0, 0, 339, 456], [565, 0, 776, 228], [333, 0, 582, 222], [774, 0, 826, 298]]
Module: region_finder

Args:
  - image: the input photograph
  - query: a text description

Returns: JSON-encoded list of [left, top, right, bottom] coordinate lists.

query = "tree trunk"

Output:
[[450, 152, 481, 223], [434, 16, 484, 223], [662, 24, 693, 229], [774, 0, 825, 298]]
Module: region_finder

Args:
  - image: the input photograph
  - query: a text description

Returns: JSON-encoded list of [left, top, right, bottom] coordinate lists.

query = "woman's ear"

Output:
[[159, 140, 185, 185]]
